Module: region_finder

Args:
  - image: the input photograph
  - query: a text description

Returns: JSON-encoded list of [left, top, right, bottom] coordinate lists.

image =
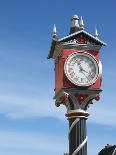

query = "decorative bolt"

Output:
[[55, 101, 61, 107], [64, 92, 69, 99], [95, 95, 100, 101], [80, 96, 84, 100]]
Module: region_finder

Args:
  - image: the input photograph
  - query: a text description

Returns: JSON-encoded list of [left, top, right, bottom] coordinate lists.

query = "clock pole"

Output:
[[48, 15, 106, 155], [67, 109, 88, 155], [68, 115, 87, 155], [55, 90, 100, 155]]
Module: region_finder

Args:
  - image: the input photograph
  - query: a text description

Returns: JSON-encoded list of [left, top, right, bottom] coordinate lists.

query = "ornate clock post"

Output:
[[48, 15, 106, 155]]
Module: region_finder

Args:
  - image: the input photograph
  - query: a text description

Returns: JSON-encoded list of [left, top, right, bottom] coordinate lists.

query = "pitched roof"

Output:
[[59, 30, 106, 45], [48, 30, 106, 59]]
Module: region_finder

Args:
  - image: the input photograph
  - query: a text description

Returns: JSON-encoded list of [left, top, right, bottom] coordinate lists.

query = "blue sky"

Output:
[[0, 0, 116, 155]]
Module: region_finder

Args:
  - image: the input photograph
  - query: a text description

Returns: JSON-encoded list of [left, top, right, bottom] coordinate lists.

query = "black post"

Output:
[[66, 109, 89, 155]]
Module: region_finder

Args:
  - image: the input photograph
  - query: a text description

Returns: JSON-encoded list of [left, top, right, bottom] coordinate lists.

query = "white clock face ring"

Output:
[[64, 52, 99, 86]]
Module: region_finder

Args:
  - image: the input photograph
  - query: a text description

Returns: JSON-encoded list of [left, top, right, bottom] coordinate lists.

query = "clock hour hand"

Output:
[[78, 63, 83, 72], [82, 68, 89, 73], [78, 63, 95, 80], [78, 64, 89, 74]]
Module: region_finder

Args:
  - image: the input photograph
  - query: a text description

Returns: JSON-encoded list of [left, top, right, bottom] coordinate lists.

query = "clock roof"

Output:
[[58, 30, 106, 44], [48, 15, 106, 59]]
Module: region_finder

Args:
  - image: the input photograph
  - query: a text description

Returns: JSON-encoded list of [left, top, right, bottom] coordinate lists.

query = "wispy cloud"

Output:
[[0, 129, 67, 155], [0, 93, 66, 120], [88, 103, 116, 126]]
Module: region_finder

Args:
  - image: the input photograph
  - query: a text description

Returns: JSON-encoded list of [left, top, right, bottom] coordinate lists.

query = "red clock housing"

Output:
[[54, 48, 101, 95]]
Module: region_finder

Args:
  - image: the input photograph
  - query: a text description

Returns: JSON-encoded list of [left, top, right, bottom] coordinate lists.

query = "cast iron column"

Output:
[[66, 110, 89, 155]]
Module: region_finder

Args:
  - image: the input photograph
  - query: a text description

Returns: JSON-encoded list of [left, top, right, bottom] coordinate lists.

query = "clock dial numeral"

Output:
[[90, 72, 96, 78], [80, 78, 84, 83], [69, 71, 75, 78], [68, 67, 73, 73], [74, 77, 79, 82]]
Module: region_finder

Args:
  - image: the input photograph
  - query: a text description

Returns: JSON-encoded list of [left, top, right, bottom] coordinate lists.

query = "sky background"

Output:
[[0, 0, 116, 155]]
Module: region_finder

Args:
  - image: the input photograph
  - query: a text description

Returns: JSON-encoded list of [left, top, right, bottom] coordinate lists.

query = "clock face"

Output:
[[64, 52, 99, 86]]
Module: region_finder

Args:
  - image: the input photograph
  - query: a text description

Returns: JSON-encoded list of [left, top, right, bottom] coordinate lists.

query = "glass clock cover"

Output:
[[64, 52, 99, 86]]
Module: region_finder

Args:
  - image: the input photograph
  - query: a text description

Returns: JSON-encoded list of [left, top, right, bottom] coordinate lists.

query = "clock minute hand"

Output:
[[82, 69, 89, 74], [79, 65, 89, 74], [81, 71, 90, 81], [79, 65, 90, 75], [78, 65, 90, 80]]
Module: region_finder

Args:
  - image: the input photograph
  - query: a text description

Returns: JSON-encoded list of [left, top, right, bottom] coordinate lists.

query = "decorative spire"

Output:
[[52, 24, 57, 38], [94, 28, 98, 38], [80, 16, 84, 30], [70, 15, 79, 34], [71, 15, 79, 28]]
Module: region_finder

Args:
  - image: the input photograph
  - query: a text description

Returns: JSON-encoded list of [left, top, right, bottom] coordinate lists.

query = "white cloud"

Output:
[[0, 129, 67, 155], [0, 93, 66, 120], [88, 103, 116, 126]]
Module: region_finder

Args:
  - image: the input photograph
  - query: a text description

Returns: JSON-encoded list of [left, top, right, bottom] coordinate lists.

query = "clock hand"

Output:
[[81, 71, 91, 81], [77, 63, 83, 71], [78, 63, 89, 74], [80, 67, 94, 77], [83, 70, 96, 78], [82, 69, 89, 74], [78, 63, 93, 78]]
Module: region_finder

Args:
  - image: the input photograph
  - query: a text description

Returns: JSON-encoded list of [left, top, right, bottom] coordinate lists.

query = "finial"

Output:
[[80, 16, 84, 30], [94, 27, 98, 38], [52, 24, 57, 38], [70, 15, 79, 34], [71, 15, 79, 28]]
